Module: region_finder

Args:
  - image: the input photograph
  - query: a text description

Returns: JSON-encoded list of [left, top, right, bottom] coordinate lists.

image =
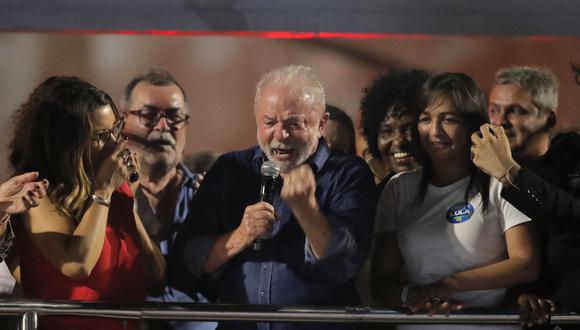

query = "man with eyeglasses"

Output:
[[472, 65, 580, 327], [121, 69, 215, 330]]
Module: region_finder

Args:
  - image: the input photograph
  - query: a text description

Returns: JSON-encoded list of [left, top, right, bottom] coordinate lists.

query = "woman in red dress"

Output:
[[9, 76, 166, 330]]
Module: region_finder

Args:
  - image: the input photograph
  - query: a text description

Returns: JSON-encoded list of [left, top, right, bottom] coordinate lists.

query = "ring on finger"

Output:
[[118, 148, 130, 160], [430, 297, 442, 304]]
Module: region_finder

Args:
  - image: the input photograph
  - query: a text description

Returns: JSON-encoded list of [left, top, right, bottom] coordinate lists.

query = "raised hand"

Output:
[[471, 124, 519, 180], [234, 202, 276, 249], [94, 138, 134, 195], [126, 151, 141, 196], [281, 165, 317, 210], [0, 172, 49, 214]]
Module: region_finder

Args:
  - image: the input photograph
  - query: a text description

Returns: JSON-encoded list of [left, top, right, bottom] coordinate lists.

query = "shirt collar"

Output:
[[176, 162, 199, 188], [251, 138, 331, 174]]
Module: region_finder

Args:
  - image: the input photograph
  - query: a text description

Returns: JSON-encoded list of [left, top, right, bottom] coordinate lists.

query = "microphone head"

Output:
[[261, 160, 280, 178]]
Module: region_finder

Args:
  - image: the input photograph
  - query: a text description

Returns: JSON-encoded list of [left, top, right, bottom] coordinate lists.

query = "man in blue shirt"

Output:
[[122, 69, 216, 330], [174, 65, 376, 330]]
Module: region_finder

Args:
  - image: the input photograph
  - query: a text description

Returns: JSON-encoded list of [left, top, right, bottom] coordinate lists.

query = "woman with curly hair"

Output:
[[9, 76, 165, 330], [360, 69, 430, 189]]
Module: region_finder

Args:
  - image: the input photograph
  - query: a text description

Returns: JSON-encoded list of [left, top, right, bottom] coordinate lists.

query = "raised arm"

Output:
[[282, 160, 376, 283], [0, 172, 49, 216], [472, 124, 580, 227], [23, 141, 132, 279]]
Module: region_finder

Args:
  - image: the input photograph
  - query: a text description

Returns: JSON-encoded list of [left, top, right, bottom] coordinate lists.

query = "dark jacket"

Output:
[[502, 132, 580, 311]]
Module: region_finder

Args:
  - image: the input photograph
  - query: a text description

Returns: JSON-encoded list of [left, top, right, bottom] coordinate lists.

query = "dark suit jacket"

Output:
[[501, 134, 580, 311]]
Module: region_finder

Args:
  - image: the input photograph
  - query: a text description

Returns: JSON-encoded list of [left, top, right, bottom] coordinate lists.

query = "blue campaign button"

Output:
[[446, 202, 474, 224]]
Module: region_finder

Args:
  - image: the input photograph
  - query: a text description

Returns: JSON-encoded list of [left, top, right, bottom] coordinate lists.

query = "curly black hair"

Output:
[[360, 69, 430, 160]]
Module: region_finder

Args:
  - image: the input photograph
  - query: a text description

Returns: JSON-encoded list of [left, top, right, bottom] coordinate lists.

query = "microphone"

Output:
[[253, 160, 280, 251]]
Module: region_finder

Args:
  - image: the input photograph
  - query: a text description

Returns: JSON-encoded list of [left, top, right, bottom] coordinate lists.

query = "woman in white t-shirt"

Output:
[[370, 72, 539, 327]]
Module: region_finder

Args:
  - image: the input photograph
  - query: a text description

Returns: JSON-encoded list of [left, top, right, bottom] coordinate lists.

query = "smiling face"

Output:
[[417, 97, 470, 165], [488, 83, 551, 157], [378, 112, 418, 174], [255, 83, 328, 173], [122, 81, 188, 174]]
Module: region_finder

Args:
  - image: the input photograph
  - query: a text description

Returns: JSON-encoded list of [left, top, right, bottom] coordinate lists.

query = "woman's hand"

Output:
[[517, 294, 555, 328], [405, 282, 464, 316], [0, 172, 49, 214], [94, 139, 134, 196], [127, 151, 141, 196]]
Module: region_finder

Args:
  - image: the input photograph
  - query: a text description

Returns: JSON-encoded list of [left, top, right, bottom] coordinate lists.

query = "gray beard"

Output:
[[258, 137, 318, 173]]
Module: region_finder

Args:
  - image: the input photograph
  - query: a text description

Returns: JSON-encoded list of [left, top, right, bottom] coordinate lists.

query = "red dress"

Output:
[[13, 183, 146, 330]]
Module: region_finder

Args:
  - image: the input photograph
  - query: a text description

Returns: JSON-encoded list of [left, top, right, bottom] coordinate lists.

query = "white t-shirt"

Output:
[[376, 170, 530, 329]]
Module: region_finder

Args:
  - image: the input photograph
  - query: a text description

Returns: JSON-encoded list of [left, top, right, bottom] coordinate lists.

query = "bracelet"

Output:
[[89, 194, 110, 207], [401, 285, 413, 305], [500, 164, 521, 190]]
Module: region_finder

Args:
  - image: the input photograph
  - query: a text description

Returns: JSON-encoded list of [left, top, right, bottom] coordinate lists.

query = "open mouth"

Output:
[[272, 148, 294, 160]]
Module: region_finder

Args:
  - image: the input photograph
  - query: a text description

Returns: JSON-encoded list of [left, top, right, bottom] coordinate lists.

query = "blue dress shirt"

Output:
[[173, 140, 376, 330], [135, 162, 216, 330]]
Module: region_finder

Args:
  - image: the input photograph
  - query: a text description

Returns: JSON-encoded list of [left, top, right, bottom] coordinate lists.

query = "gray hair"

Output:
[[495, 66, 559, 113], [254, 65, 325, 113]]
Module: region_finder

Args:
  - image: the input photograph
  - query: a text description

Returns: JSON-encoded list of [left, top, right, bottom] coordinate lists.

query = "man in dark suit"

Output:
[[471, 65, 580, 328]]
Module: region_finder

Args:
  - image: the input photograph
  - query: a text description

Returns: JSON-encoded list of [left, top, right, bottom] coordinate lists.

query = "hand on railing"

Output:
[[517, 294, 555, 328], [404, 283, 465, 316]]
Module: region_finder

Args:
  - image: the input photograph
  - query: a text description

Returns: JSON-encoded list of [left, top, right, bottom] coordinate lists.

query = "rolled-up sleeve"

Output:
[[170, 157, 230, 284], [304, 158, 377, 283]]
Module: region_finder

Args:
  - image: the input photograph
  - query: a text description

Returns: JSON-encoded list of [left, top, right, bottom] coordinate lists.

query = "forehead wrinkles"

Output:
[[129, 84, 187, 112], [258, 78, 323, 108]]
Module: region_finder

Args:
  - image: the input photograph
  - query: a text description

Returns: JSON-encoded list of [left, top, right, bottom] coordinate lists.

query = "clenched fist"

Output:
[[281, 165, 317, 210], [234, 202, 276, 249]]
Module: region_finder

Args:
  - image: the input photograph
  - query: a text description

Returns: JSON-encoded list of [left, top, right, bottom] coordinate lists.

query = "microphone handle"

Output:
[[253, 239, 263, 251], [253, 176, 275, 251]]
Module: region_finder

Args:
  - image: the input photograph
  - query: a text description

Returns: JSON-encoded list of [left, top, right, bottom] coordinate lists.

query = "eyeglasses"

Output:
[[128, 109, 189, 129], [93, 117, 125, 148]]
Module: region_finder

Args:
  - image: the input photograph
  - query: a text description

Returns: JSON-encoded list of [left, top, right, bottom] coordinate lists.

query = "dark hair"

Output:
[[123, 68, 187, 106], [9, 76, 118, 220], [325, 104, 356, 154], [572, 62, 580, 86], [413, 72, 491, 211], [360, 69, 430, 159], [182, 150, 221, 174]]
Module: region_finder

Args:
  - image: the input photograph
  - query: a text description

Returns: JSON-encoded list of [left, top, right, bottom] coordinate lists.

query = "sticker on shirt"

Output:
[[446, 202, 474, 224]]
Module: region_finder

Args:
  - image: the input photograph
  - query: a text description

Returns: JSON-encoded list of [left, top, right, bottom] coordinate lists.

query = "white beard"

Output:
[[258, 134, 319, 173]]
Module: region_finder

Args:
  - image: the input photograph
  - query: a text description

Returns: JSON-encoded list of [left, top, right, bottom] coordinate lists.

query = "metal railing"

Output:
[[1, 300, 579, 330]]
